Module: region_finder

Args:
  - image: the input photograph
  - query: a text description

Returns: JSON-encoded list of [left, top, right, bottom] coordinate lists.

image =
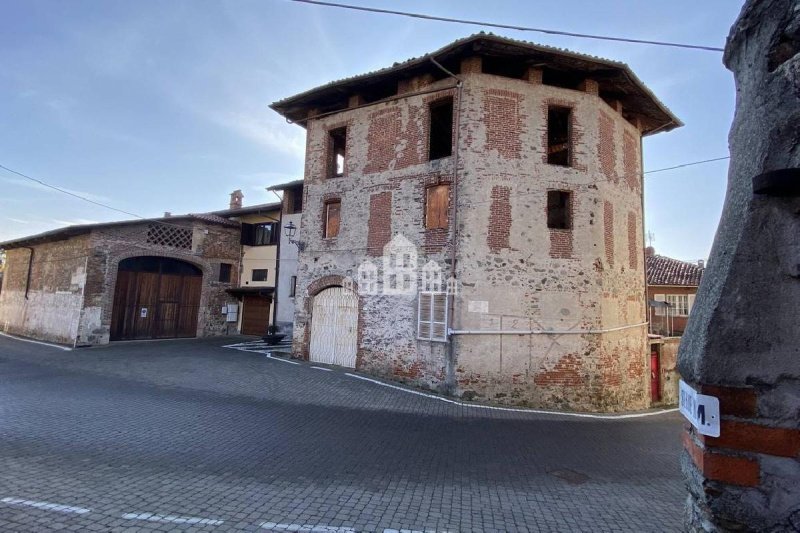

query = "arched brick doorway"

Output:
[[309, 286, 358, 367], [110, 256, 203, 340]]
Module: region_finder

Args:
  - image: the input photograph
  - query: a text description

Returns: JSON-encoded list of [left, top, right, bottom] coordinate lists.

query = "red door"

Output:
[[650, 350, 661, 403]]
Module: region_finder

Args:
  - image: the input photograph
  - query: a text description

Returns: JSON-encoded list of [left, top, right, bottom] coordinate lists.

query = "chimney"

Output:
[[645, 246, 656, 257], [698, 259, 705, 269], [229, 189, 244, 210]]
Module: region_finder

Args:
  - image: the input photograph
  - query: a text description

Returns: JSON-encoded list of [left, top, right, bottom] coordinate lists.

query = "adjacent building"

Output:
[[267, 179, 305, 336], [270, 34, 681, 411], [213, 191, 282, 336], [645, 247, 704, 336], [0, 214, 241, 346]]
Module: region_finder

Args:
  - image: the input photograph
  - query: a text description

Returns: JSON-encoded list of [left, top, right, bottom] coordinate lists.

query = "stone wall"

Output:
[[0, 236, 90, 345], [292, 60, 649, 411]]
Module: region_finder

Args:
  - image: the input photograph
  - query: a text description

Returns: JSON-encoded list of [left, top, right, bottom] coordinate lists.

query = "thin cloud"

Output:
[[0, 176, 112, 204]]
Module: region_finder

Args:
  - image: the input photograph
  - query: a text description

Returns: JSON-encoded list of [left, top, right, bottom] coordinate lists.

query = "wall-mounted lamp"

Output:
[[284, 221, 306, 252]]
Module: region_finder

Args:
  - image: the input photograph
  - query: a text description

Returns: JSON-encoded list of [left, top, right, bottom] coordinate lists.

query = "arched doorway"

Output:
[[309, 286, 358, 368], [110, 256, 203, 341]]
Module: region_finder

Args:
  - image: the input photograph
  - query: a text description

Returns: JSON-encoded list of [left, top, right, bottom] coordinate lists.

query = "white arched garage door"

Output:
[[309, 286, 358, 368]]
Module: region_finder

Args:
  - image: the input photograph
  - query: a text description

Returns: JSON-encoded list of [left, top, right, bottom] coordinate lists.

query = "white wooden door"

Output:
[[309, 287, 358, 368]]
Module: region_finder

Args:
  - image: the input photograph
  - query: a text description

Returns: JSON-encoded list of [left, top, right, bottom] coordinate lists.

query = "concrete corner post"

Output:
[[678, 0, 800, 530]]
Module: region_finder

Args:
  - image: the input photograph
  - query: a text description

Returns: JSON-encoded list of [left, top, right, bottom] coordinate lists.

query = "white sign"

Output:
[[468, 300, 489, 313], [679, 380, 720, 437], [140, 308, 148, 318]]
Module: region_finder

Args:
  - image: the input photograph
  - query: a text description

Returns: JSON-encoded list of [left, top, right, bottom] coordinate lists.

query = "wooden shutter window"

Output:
[[425, 184, 450, 229], [325, 201, 341, 238]]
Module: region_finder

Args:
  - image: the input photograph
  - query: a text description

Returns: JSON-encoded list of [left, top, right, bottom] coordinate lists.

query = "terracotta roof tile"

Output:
[[646, 255, 704, 286]]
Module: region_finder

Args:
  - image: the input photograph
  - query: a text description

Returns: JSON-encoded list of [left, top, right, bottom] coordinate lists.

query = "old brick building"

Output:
[[0, 214, 241, 346], [271, 34, 681, 411], [645, 247, 704, 336]]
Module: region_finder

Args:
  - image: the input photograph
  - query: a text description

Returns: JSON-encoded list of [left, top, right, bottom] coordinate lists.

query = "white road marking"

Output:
[[1, 497, 90, 514], [266, 353, 300, 365], [311, 366, 333, 371], [259, 522, 356, 532], [344, 373, 679, 420], [224, 344, 301, 365], [0, 331, 72, 351], [122, 512, 224, 525]]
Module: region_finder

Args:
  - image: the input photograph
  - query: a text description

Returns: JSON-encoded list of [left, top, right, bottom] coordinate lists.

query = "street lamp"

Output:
[[284, 221, 305, 251]]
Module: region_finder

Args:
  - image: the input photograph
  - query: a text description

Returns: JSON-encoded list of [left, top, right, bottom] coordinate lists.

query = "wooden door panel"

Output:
[[241, 295, 270, 336]]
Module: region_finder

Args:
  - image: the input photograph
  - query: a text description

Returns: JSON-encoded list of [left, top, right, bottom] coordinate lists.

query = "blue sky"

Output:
[[0, 0, 742, 261]]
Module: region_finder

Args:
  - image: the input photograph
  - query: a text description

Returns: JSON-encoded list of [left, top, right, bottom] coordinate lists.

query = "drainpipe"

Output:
[[24, 247, 34, 300], [430, 57, 463, 395]]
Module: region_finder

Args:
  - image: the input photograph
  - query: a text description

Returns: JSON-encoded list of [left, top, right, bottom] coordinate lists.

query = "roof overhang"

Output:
[[225, 287, 275, 299], [270, 33, 681, 135]]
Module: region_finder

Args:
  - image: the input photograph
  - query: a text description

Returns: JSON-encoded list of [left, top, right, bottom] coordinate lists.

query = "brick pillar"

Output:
[[678, 1, 800, 530]]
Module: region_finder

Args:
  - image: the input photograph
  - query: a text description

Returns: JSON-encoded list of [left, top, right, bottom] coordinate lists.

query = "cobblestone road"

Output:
[[0, 335, 684, 532]]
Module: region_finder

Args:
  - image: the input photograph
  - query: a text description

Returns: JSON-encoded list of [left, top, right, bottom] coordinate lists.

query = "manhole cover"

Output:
[[548, 469, 590, 485]]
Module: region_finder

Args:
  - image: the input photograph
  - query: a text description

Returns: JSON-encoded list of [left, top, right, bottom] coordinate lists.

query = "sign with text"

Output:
[[679, 380, 721, 437]]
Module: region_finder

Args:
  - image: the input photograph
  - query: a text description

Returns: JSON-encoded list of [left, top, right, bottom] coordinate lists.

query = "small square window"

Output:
[[324, 200, 341, 238], [547, 190, 572, 230], [252, 269, 269, 282], [547, 106, 571, 166], [428, 99, 454, 161], [329, 127, 347, 178], [425, 184, 450, 229], [218, 263, 232, 283]]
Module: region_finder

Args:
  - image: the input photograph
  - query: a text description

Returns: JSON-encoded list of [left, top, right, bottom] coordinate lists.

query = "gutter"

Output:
[[24, 247, 34, 300]]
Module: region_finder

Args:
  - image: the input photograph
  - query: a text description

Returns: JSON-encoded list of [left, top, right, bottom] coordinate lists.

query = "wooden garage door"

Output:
[[110, 257, 202, 341], [241, 295, 272, 336], [309, 287, 358, 368]]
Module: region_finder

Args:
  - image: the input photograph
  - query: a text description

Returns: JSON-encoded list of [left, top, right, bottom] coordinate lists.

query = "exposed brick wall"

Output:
[[549, 230, 573, 259], [623, 131, 640, 192], [604, 200, 615, 267], [628, 211, 638, 270], [487, 186, 511, 253], [364, 108, 402, 174], [484, 89, 524, 159], [598, 111, 617, 182], [367, 191, 392, 256], [534, 354, 586, 386]]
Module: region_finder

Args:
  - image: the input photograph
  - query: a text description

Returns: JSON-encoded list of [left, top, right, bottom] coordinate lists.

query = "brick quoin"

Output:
[[484, 89, 524, 159], [683, 431, 761, 487], [702, 420, 800, 458], [598, 111, 617, 182], [604, 201, 614, 266], [487, 186, 511, 253], [623, 131, 640, 192], [700, 384, 758, 417], [367, 191, 392, 256], [628, 212, 638, 270]]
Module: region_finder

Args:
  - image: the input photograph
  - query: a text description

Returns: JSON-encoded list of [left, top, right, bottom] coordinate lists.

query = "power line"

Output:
[[643, 156, 729, 175], [288, 0, 725, 52], [0, 163, 144, 220]]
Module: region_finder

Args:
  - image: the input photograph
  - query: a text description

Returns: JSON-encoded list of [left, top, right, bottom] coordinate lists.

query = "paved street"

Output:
[[0, 335, 684, 532]]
